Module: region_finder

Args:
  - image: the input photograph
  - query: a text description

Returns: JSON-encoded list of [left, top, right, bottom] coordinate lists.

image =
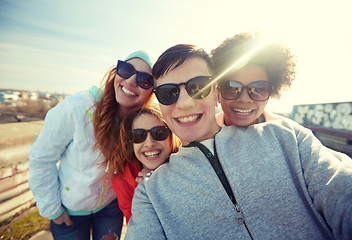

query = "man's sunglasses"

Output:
[[152, 76, 213, 105], [116, 60, 154, 90], [219, 80, 270, 101], [128, 126, 171, 144]]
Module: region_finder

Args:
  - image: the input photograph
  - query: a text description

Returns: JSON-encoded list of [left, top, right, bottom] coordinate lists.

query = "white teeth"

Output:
[[122, 86, 136, 96], [234, 109, 253, 115], [144, 151, 160, 157], [177, 115, 198, 123]]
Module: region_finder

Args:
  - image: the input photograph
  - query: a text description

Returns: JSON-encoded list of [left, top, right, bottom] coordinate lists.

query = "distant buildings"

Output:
[[0, 90, 20, 103], [0, 89, 66, 104]]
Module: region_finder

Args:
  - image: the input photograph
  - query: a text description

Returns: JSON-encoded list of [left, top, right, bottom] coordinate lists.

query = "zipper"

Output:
[[184, 141, 255, 239], [234, 204, 244, 224], [234, 203, 254, 240], [85, 108, 106, 210], [213, 140, 254, 239]]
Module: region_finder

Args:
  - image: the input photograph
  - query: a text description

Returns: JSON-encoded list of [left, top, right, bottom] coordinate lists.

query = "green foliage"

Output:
[[0, 209, 50, 240]]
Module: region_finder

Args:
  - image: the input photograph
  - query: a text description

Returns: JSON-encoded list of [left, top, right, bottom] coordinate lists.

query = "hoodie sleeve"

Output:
[[28, 98, 76, 219], [125, 180, 166, 240], [296, 125, 352, 240]]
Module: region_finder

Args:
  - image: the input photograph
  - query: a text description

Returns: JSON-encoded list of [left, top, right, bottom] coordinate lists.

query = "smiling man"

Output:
[[151, 45, 220, 145], [125, 44, 352, 240]]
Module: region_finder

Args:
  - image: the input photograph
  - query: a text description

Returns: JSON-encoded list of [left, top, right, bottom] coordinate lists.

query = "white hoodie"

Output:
[[28, 87, 116, 218]]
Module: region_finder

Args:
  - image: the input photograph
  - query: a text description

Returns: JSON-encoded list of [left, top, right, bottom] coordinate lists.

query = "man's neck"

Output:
[[181, 123, 221, 146]]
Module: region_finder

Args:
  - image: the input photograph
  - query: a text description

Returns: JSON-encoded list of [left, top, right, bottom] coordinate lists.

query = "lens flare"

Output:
[[193, 37, 273, 100]]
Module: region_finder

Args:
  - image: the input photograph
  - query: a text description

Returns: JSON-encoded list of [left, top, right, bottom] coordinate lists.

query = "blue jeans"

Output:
[[50, 199, 124, 240]]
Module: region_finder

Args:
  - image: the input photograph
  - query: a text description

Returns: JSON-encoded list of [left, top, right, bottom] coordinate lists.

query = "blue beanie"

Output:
[[124, 50, 157, 69]]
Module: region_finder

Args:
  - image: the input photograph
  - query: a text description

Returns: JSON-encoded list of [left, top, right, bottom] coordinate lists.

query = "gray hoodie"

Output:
[[126, 118, 352, 240]]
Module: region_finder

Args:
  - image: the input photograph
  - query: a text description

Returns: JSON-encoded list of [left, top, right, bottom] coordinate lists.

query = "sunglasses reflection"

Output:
[[153, 76, 213, 105], [219, 80, 270, 101], [116, 60, 154, 89], [129, 126, 171, 144]]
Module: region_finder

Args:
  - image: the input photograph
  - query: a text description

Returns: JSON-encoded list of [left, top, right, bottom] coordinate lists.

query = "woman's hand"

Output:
[[135, 168, 154, 183], [52, 209, 73, 226]]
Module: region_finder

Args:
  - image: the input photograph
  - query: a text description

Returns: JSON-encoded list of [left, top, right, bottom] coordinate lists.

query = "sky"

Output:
[[0, 0, 351, 113]]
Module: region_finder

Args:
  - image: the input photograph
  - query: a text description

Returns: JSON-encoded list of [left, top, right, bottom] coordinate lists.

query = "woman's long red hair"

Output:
[[93, 67, 154, 176]]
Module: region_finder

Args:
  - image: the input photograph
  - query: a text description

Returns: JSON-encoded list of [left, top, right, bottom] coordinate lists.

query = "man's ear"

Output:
[[214, 82, 220, 103]]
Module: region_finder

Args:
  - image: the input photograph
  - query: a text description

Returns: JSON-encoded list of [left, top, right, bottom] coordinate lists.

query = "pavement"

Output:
[[29, 230, 53, 240], [0, 120, 43, 168]]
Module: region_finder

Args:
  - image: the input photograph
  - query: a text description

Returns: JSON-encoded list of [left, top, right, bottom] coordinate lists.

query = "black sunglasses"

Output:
[[116, 60, 154, 89], [128, 126, 171, 144], [152, 76, 213, 105], [219, 80, 270, 101]]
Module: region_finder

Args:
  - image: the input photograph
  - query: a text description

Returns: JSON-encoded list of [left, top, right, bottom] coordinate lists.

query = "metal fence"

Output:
[[0, 121, 43, 222], [0, 163, 35, 222]]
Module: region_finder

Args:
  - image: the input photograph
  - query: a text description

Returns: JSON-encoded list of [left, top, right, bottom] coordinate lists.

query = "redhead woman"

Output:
[[29, 50, 156, 240]]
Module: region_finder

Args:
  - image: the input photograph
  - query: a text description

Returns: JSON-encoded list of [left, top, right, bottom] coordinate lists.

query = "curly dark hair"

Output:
[[211, 32, 296, 98]]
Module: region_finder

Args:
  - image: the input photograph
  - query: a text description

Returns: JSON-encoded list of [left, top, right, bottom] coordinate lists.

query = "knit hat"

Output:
[[124, 50, 157, 69]]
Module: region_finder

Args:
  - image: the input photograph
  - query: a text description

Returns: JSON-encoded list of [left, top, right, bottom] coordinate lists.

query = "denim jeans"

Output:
[[50, 199, 124, 240]]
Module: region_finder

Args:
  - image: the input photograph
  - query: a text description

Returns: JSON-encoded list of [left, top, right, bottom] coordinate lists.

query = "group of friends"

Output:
[[28, 32, 352, 240]]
